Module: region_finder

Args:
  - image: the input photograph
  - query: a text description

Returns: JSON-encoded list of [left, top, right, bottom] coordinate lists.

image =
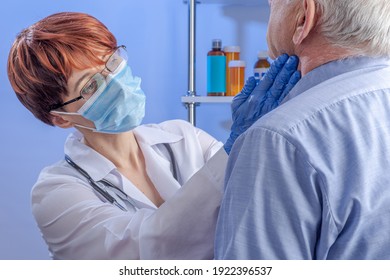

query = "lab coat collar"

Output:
[[64, 130, 116, 181], [63, 125, 183, 182], [132, 123, 183, 146]]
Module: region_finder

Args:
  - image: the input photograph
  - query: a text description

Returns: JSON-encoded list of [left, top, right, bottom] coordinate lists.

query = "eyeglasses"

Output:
[[49, 45, 128, 111]]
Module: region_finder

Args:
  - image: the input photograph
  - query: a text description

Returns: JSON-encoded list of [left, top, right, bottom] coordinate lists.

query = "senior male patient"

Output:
[[215, 0, 390, 259]]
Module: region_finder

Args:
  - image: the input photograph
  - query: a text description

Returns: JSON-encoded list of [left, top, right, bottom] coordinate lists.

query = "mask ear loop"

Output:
[[50, 110, 80, 116], [73, 123, 98, 132], [50, 110, 98, 132]]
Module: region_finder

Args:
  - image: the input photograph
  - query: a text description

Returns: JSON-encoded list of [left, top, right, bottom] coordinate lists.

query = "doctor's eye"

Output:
[[81, 74, 105, 98], [82, 80, 98, 97]]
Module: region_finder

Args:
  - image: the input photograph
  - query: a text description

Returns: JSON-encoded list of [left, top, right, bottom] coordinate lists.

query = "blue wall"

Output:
[[0, 0, 269, 259]]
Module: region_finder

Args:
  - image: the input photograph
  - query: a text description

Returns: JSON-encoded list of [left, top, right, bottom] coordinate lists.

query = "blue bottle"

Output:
[[207, 39, 226, 96]]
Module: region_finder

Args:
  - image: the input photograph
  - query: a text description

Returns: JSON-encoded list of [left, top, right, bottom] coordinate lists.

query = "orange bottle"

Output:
[[223, 46, 240, 96], [228, 60, 246, 96], [254, 51, 270, 81]]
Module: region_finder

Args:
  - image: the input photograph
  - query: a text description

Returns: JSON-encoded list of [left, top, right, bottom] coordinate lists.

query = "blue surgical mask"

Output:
[[56, 63, 146, 134]]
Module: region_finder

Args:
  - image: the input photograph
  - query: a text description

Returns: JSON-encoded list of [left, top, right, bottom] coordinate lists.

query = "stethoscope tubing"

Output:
[[64, 143, 177, 212], [65, 155, 129, 210]]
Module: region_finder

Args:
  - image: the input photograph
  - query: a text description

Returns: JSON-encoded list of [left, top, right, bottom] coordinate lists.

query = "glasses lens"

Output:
[[106, 46, 128, 73], [81, 73, 106, 98]]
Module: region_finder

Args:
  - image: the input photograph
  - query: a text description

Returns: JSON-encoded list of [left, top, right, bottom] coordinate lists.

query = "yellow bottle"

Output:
[[223, 46, 240, 96]]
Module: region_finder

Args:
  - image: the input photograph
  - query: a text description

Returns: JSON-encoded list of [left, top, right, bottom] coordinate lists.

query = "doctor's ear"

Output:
[[293, 0, 317, 45], [50, 111, 74, 128]]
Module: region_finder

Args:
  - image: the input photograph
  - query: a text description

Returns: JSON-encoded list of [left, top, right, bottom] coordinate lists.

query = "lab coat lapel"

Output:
[[141, 143, 182, 201], [107, 171, 157, 210], [133, 124, 183, 201]]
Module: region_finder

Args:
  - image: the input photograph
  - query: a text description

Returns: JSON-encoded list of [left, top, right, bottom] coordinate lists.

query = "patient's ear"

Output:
[[293, 0, 317, 45], [50, 111, 74, 128]]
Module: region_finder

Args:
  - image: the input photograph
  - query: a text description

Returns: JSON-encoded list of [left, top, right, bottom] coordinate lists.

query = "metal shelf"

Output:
[[182, 96, 234, 103], [183, 0, 259, 125]]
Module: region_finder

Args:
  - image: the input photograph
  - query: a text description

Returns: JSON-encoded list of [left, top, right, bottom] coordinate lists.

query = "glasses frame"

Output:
[[49, 45, 127, 111]]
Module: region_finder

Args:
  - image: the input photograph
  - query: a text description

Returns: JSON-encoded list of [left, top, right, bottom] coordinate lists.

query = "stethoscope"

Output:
[[64, 143, 177, 211]]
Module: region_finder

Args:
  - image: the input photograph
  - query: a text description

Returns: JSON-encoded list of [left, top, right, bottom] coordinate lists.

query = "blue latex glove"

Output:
[[224, 54, 301, 154]]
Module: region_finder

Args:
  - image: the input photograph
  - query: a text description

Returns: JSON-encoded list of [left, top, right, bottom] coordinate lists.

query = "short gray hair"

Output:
[[315, 0, 390, 56]]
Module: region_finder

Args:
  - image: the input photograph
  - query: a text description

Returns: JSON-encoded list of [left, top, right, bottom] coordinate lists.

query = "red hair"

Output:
[[7, 12, 117, 125]]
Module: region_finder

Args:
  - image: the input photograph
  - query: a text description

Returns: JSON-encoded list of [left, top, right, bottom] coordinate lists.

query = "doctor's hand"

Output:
[[224, 54, 301, 155]]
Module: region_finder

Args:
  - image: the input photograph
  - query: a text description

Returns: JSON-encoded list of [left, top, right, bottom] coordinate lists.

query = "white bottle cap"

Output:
[[223, 46, 240, 53], [228, 60, 246, 67], [257, 50, 269, 58]]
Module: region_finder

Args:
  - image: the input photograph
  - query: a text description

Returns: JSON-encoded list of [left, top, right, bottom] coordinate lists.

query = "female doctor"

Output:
[[7, 12, 300, 259]]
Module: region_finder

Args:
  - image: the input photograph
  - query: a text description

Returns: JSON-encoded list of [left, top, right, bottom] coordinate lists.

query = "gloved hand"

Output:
[[224, 54, 301, 154]]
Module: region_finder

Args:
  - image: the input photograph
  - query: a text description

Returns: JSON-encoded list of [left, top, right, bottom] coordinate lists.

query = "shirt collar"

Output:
[[63, 125, 183, 181], [283, 56, 390, 103]]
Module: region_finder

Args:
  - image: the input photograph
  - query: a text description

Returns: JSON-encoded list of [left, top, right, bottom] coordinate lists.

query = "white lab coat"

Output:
[[31, 119, 227, 259]]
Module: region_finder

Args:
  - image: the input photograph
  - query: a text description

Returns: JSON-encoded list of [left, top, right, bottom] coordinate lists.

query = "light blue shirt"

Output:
[[215, 57, 390, 259]]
